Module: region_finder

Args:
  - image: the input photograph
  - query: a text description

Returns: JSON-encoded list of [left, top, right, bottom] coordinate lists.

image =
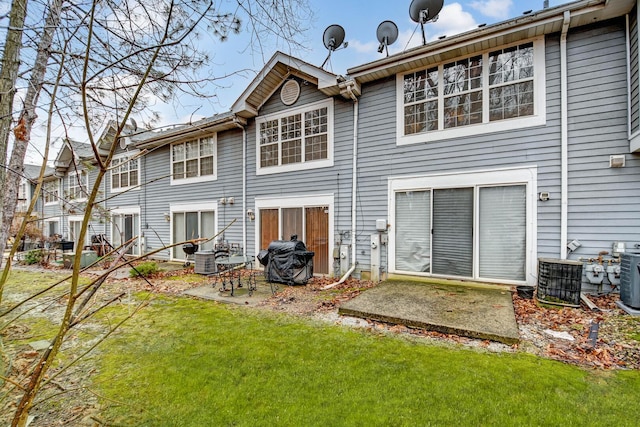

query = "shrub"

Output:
[[23, 249, 45, 265], [129, 261, 160, 278]]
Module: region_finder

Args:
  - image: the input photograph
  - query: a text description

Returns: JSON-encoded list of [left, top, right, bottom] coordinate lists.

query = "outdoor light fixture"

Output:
[[163, 212, 170, 222], [247, 209, 255, 221]]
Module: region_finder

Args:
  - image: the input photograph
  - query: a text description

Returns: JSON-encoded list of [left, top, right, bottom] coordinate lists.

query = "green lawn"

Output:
[[94, 295, 640, 426]]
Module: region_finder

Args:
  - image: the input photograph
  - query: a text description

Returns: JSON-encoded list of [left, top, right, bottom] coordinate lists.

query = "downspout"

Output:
[[233, 118, 248, 256], [560, 10, 570, 259], [325, 81, 358, 289]]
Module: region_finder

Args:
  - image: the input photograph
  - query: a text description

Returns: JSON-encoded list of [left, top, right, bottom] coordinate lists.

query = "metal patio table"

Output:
[[212, 255, 256, 296]]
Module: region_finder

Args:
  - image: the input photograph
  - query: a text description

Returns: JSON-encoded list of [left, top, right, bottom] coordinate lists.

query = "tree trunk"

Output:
[[0, 0, 29, 234], [0, 0, 62, 278]]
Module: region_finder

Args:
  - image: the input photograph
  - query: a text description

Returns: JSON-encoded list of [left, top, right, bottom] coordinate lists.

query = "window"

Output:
[[256, 99, 333, 174], [45, 220, 59, 238], [443, 56, 483, 129], [16, 180, 29, 211], [68, 171, 88, 201], [171, 136, 216, 184], [111, 154, 139, 191], [171, 205, 216, 259], [68, 216, 88, 246], [111, 209, 140, 255], [43, 179, 59, 204], [488, 43, 534, 121], [390, 167, 536, 284], [399, 39, 544, 144], [18, 181, 28, 201]]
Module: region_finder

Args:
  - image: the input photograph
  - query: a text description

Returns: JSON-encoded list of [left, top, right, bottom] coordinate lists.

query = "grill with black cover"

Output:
[[264, 237, 314, 285]]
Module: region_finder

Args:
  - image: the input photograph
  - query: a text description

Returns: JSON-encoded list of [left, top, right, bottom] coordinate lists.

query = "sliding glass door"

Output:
[[394, 184, 526, 282]]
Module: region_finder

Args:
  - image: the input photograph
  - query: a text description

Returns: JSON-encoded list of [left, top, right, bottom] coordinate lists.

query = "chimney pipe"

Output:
[[543, 0, 549, 8]]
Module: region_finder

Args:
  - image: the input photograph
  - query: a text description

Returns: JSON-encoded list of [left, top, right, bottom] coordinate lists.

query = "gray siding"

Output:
[[355, 37, 564, 273], [42, 177, 63, 236], [244, 77, 355, 263], [59, 165, 105, 243], [134, 127, 245, 260], [566, 19, 640, 289], [353, 18, 640, 288], [631, 7, 639, 134]]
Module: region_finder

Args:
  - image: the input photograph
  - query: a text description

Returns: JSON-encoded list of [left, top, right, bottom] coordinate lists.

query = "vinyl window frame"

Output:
[[397, 37, 546, 146], [170, 135, 217, 185], [68, 170, 88, 202], [43, 179, 60, 205], [255, 99, 334, 175], [110, 152, 140, 193]]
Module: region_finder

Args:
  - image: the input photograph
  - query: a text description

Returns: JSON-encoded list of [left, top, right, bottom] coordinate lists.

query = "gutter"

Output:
[[325, 81, 359, 289], [347, 0, 618, 83], [560, 10, 571, 259]]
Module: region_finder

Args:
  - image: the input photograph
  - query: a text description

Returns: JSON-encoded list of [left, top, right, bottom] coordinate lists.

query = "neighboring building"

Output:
[[48, 0, 640, 292], [53, 138, 107, 249]]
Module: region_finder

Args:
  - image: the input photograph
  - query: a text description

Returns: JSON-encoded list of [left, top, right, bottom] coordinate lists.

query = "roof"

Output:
[[231, 51, 348, 119], [22, 164, 55, 181], [134, 112, 241, 149], [53, 139, 96, 174], [348, 0, 635, 84]]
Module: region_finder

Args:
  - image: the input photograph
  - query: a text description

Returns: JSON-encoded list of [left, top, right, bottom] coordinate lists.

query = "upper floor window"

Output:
[[111, 154, 140, 192], [43, 179, 59, 204], [68, 170, 88, 201], [171, 136, 216, 185], [18, 181, 29, 201], [256, 99, 334, 175], [398, 39, 544, 145]]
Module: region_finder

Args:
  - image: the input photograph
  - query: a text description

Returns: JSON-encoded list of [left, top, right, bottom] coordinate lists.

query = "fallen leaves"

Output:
[[513, 292, 639, 369], [112, 266, 640, 370]]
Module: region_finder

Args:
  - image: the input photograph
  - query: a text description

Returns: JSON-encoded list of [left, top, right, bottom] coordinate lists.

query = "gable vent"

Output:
[[280, 80, 300, 106]]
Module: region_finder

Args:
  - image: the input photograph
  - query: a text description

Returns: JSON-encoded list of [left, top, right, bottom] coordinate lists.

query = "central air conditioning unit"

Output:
[[620, 253, 640, 309], [537, 258, 583, 307], [194, 251, 217, 275]]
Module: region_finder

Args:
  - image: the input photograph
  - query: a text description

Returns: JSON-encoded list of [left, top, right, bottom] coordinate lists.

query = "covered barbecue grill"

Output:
[[261, 237, 314, 285]]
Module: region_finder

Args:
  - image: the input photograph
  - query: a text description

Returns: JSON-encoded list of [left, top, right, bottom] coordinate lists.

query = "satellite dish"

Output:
[[377, 21, 399, 56], [410, 0, 444, 23], [409, 0, 444, 45], [321, 24, 347, 69], [323, 24, 345, 51]]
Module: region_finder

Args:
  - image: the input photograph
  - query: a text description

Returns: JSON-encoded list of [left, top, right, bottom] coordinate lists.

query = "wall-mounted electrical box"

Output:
[[376, 219, 387, 232]]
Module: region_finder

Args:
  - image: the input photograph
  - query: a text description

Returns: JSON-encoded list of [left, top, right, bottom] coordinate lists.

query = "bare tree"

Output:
[[0, 0, 29, 229], [0, 0, 311, 423]]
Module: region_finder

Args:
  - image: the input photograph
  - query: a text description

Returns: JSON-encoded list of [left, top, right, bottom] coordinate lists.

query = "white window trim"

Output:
[[169, 135, 218, 186], [44, 218, 60, 238], [18, 179, 30, 200], [388, 166, 537, 286], [169, 201, 218, 261], [44, 179, 60, 206], [110, 206, 141, 254], [67, 215, 89, 246], [110, 151, 141, 194], [68, 171, 88, 202], [253, 193, 334, 263], [396, 37, 546, 146], [255, 99, 334, 175]]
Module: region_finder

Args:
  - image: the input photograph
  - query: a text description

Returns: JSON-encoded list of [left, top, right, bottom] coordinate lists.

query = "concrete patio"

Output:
[[338, 280, 520, 345]]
